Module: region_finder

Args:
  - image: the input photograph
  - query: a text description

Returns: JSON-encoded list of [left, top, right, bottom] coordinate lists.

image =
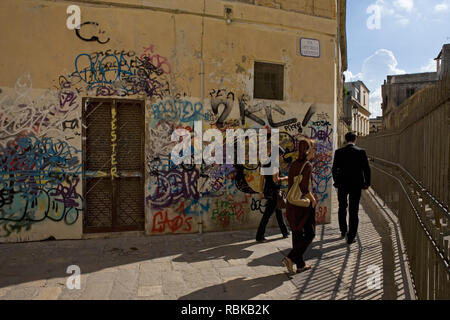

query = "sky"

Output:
[[345, 0, 450, 118]]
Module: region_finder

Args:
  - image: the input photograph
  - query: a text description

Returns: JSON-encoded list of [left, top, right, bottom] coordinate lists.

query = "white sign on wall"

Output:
[[300, 38, 320, 58]]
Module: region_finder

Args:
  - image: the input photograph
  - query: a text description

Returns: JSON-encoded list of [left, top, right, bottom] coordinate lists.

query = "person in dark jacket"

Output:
[[283, 139, 317, 274], [332, 132, 371, 244], [256, 142, 289, 243]]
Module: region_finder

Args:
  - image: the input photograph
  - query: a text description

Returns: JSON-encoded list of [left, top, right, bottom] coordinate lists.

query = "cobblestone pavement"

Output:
[[0, 189, 416, 300]]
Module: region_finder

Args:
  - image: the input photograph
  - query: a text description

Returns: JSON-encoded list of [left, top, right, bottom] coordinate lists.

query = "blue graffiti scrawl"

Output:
[[309, 117, 333, 204], [151, 99, 205, 123], [147, 168, 200, 209], [0, 135, 84, 236], [71, 47, 171, 98]]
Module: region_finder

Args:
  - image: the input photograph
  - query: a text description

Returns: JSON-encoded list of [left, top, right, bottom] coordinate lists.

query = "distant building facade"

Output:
[[382, 43, 449, 130], [382, 72, 438, 129], [436, 44, 450, 79], [344, 81, 370, 136], [369, 116, 383, 134]]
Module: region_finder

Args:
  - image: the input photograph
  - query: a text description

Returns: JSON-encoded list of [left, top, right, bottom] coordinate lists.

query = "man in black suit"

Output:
[[332, 132, 371, 244]]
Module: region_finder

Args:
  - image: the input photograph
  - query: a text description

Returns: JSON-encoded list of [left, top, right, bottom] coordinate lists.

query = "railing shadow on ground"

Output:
[[180, 196, 417, 301], [287, 190, 415, 300], [287, 226, 380, 300], [361, 187, 416, 299]]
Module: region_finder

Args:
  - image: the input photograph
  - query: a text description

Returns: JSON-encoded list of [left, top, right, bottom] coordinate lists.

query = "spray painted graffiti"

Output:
[[71, 46, 170, 98], [0, 184, 83, 236], [91, 50, 136, 58], [147, 168, 200, 209], [73, 52, 132, 87], [111, 106, 118, 179], [0, 74, 81, 140], [151, 202, 192, 233], [211, 193, 251, 228], [209, 89, 235, 100], [283, 122, 303, 133], [62, 119, 80, 132], [250, 198, 267, 214], [0, 135, 83, 236], [0, 35, 336, 239], [309, 113, 333, 204], [147, 156, 178, 175], [148, 120, 182, 159], [238, 95, 298, 128], [75, 21, 110, 44], [151, 99, 204, 123], [316, 206, 328, 224], [0, 135, 82, 189], [211, 97, 233, 127], [209, 89, 235, 127], [151, 209, 193, 233], [140, 45, 171, 75], [197, 164, 235, 196]]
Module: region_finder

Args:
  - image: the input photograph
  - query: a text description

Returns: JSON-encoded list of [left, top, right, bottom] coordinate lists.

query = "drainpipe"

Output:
[[198, 0, 206, 234], [336, 0, 341, 151], [199, 60, 204, 235]]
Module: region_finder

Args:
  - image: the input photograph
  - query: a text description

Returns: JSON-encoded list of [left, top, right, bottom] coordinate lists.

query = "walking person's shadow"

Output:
[[179, 273, 290, 300]]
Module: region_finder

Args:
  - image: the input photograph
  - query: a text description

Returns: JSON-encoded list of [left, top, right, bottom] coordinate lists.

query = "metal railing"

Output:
[[361, 76, 450, 207], [368, 157, 449, 299], [358, 76, 450, 299]]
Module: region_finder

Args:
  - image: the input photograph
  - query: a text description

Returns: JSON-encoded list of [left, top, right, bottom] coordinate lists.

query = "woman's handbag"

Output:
[[287, 162, 311, 207], [276, 190, 287, 209]]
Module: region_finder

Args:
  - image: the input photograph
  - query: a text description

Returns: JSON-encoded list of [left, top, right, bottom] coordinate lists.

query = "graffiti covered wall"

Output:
[[0, 0, 339, 242]]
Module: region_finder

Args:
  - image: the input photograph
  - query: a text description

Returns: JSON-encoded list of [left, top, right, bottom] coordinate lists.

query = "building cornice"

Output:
[[349, 98, 370, 116], [42, 0, 340, 37]]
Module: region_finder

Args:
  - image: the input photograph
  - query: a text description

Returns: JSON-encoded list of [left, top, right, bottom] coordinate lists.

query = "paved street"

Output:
[[0, 189, 416, 300]]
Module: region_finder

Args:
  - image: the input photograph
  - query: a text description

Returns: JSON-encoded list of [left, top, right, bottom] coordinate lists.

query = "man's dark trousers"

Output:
[[337, 187, 362, 240], [332, 143, 371, 242]]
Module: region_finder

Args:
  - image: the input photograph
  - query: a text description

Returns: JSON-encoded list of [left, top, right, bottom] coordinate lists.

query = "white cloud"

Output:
[[370, 88, 383, 118], [420, 59, 436, 72], [362, 49, 406, 79], [346, 49, 405, 118], [395, 14, 409, 25], [373, 0, 394, 15], [394, 0, 414, 12], [344, 71, 363, 82], [367, 0, 415, 28], [434, 2, 449, 12]]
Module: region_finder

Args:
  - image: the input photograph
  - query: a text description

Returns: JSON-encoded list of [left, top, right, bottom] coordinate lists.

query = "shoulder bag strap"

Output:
[[299, 161, 309, 176], [297, 161, 310, 191]]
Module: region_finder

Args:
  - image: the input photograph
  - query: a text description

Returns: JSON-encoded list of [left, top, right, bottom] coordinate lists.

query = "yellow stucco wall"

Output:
[[0, 0, 339, 242]]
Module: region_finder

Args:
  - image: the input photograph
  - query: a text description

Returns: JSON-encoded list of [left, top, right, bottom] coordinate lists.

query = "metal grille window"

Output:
[[253, 62, 284, 100]]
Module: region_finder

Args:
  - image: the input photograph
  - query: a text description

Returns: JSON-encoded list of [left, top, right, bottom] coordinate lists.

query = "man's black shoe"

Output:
[[256, 238, 267, 243], [346, 234, 356, 244]]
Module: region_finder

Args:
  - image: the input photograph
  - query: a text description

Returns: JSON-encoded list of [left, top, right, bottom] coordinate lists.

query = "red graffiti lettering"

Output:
[[140, 45, 171, 74], [316, 206, 327, 224], [151, 209, 192, 233]]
